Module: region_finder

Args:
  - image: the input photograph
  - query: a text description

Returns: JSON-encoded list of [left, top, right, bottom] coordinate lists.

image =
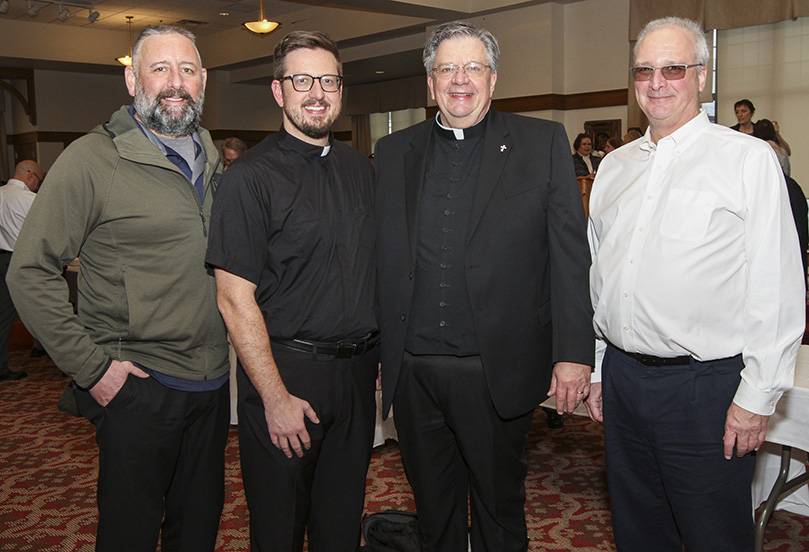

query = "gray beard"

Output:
[[134, 86, 204, 137]]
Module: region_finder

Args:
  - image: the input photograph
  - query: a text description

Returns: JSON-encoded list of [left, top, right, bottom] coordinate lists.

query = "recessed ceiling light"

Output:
[[219, 12, 229, 16], [376, 70, 385, 74]]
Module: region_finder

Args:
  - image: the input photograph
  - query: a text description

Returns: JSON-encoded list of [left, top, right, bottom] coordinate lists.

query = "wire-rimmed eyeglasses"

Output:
[[281, 74, 343, 92], [432, 62, 491, 80], [630, 64, 703, 82]]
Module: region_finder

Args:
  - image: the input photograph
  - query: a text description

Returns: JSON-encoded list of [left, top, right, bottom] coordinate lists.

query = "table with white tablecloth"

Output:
[[752, 344, 809, 551]]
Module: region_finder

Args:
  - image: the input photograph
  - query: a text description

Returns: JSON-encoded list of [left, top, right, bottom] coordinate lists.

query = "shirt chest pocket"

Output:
[[660, 189, 717, 241]]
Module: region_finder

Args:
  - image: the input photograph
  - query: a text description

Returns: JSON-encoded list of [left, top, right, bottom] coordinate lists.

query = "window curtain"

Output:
[[351, 114, 372, 158]]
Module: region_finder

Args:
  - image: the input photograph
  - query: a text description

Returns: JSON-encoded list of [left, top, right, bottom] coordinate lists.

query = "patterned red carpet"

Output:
[[1, 349, 808, 551]]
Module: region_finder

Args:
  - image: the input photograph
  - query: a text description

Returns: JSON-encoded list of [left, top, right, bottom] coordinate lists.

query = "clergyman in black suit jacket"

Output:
[[375, 21, 595, 552]]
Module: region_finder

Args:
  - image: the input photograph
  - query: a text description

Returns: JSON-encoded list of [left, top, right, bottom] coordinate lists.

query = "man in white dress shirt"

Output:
[[0, 160, 43, 382], [585, 17, 805, 552]]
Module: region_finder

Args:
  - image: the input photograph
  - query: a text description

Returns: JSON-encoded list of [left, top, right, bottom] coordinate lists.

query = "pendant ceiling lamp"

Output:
[[244, 0, 278, 35], [116, 16, 134, 66]]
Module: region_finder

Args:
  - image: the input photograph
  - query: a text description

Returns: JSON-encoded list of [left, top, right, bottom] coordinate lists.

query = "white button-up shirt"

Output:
[[589, 111, 805, 415], [0, 178, 36, 251]]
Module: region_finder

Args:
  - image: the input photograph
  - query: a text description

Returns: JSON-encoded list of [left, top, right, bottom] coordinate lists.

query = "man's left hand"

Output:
[[723, 402, 769, 459], [548, 362, 592, 414]]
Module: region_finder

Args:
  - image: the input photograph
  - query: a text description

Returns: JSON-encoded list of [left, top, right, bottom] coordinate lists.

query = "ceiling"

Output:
[[0, 0, 580, 85]]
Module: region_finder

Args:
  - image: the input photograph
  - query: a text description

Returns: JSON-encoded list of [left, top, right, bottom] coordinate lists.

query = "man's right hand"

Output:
[[89, 360, 150, 406], [264, 394, 320, 458]]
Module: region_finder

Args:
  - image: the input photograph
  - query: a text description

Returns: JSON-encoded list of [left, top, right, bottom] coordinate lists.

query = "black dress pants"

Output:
[[602, 345, 756, 552], [237, 344, 378, 552], [393, 352, 534, 552], [76, 375, 230, 552], [0, 252, 17, 376]]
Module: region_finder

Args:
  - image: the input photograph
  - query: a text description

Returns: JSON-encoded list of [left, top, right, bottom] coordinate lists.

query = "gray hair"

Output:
[[634, 17, 709, 67], [132, 25, 201, 72], [422, 21, 500, 74]]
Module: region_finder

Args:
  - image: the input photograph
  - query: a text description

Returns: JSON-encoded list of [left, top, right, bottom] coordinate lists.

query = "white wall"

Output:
[[718, 18, 809, 191]]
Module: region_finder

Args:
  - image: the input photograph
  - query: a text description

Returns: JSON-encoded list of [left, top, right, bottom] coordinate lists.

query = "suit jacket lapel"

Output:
[[468, 109, 510, 244], [404, 124, 431, 261]]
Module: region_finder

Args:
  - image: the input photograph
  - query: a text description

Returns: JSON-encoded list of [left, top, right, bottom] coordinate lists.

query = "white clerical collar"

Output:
[[434, 112, 487, 140], [321, 145, 331, 157]]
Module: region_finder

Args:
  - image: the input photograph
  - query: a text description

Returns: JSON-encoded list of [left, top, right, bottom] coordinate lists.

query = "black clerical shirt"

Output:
[[206, 126, 377, 342], [404, 116, 487, 356]]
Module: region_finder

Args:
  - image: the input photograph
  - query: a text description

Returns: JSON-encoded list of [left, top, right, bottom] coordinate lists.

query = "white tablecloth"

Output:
[[751, 345, 809, 516]]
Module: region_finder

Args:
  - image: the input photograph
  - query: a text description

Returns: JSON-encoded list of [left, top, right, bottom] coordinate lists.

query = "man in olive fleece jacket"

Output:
[[7, 26, 229, 552]]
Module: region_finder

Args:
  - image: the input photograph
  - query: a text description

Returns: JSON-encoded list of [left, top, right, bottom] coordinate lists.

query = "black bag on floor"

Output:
[[360, 510, 421, 552]]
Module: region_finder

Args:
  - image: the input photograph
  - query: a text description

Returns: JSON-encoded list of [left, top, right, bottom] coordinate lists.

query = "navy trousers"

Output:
[[602, 345, 756, 552]]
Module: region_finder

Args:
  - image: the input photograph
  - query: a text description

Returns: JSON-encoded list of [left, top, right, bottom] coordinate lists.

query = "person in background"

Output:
[[375, 20, 593, 552], [622, 128, 642, 144], [603, 136, 623, 155], [753, 119, 790, 176], [7, 26, 230, 552], [0, 159, 44, 382], [222, 136, 247, 170], [586, 16, 804, 551], [206, 31, 378, 552], [732, 100, 792, 155], [572, 132, 600, 178]]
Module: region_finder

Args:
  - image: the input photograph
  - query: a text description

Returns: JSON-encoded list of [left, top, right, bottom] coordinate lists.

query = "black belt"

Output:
[[615, 346, 692, 367], [273, 331, 380, 359], [0, 250, 12, 255]]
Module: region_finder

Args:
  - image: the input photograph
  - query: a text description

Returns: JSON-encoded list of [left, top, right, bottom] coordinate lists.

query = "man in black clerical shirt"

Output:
[[205, 31, 377, 552], [374, 21, 594, 552]]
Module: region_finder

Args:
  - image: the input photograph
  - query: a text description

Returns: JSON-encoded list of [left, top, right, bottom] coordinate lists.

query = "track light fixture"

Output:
[[5, 1, 100, 22]]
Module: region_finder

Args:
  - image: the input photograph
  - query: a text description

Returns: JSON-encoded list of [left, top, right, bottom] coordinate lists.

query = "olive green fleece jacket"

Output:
[[7, 106, 229, 389]]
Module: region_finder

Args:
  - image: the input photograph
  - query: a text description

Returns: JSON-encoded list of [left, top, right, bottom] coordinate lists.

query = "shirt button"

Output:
[[638, 226, 644, 232], [400, 314, 407, 321], [623, 325, 629, 331], [629, 258, 635, 264], [409, 272, 413, 280], [439, 301, 447, 307], [444, 210, 451, 216], [623, 292, 629, 298], [439, 321, 446, 327]]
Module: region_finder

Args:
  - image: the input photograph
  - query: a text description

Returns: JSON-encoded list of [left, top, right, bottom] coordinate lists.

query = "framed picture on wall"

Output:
[[584, 119, 622, 152]]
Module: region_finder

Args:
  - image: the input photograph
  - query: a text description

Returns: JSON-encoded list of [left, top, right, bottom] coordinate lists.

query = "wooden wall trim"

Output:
[[10, 88, 627, 148], [427, 88, 628, 118]]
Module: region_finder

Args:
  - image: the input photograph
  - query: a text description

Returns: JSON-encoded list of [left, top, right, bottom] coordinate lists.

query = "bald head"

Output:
[[14, 160, 44, 193]]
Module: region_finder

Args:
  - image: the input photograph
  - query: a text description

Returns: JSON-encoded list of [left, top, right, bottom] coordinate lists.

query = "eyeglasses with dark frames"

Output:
[[26, 170, 43, 186], [281, 74, 342, 92], [432, 62, 491, 80], [630, 64, 703, 82]]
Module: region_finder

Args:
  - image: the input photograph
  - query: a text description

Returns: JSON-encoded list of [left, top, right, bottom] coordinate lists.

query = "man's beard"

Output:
[[134, 82, 204, 137], [284, 97, 339, 140]]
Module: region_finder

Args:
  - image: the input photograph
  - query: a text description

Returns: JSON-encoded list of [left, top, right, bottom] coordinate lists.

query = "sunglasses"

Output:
[[630, 64, 703, 82]]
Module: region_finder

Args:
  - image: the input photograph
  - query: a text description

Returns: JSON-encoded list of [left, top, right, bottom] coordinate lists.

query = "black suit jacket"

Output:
[[375, 109, 595, 419]]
